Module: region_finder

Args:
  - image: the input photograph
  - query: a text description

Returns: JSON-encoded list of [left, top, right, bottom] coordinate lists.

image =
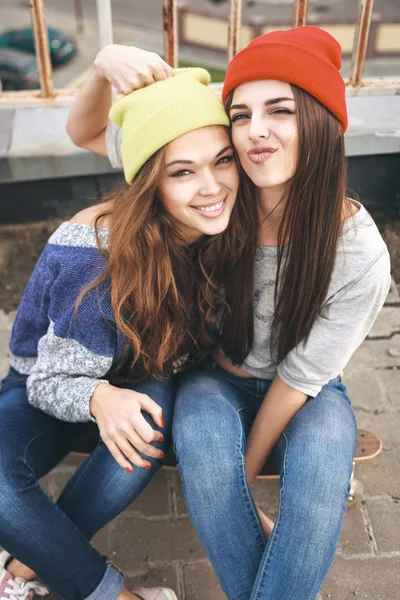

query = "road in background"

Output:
[[0, 0, 400, 89]]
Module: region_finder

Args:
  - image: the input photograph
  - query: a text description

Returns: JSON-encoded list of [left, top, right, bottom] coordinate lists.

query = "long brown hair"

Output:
[[216, 165, 257, 364], [78, 138, 257, 381], [225, 85, 347, 364]]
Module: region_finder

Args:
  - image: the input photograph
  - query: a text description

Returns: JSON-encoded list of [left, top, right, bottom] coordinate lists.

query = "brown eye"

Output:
[[231, 113, 249, 123], [271, 109, 294, 115], [170, 169, 192, 178], [217, 155, 234, 165]]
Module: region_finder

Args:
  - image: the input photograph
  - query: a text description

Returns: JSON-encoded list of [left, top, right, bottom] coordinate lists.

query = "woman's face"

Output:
[[229, 80, 298, 194], [158, 126, 239, 243]]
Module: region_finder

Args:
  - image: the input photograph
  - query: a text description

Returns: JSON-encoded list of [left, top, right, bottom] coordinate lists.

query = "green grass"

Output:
[[177, 59, 226, 83]]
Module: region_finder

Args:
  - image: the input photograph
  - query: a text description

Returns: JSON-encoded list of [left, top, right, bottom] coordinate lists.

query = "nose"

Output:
[[248, 113, 270, 143], [198, 168, 222, 197]]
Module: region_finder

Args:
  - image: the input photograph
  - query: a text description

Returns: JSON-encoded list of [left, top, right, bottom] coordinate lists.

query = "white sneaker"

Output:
[[132, 587, 178, 600], [0, 551, 48, 600]]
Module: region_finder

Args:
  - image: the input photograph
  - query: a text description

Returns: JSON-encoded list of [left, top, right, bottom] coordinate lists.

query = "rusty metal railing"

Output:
[[0, 0, 399, 108], [348, 0, 375, 87], [228, 0, 243, 62], [292, 0, 309, 28], [163, 0, 178, 68], [29, 0, 54, 98]]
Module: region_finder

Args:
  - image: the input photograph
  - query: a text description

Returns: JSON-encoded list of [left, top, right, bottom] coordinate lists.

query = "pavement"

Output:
[[0, 1, 399, 597], [0, 280, 399, 599]]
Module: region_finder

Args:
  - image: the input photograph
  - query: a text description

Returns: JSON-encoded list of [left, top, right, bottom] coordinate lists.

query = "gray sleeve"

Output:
[[277, 249, 391, 397], [27, 321, 113, 422], [105, 121, 123, 170]]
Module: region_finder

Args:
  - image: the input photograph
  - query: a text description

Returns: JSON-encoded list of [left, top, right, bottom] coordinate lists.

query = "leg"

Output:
[[250, 378, 357, 600], [56, 377, 175, 538], [0, 372, 174, 599], [0, 372, 122, 600], [173, 367, 267, 600]]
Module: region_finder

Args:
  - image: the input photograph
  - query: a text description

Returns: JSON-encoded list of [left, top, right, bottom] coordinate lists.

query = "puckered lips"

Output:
[[247, 146, 278, 164]]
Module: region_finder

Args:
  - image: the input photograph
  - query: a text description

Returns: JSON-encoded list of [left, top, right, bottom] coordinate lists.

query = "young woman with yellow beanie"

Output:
[[0, 69, 257, 600], [66, 27, 390, 599]]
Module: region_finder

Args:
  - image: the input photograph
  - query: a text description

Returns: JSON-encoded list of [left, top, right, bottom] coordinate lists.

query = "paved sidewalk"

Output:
[[0, 282, 399, 599]]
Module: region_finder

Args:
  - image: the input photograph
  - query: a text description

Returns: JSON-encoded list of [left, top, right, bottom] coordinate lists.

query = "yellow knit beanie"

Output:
[[109, 68, 229, 183]]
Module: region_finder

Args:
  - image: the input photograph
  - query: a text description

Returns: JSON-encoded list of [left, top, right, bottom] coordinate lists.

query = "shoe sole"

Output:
[[163, 590, 178, 600]]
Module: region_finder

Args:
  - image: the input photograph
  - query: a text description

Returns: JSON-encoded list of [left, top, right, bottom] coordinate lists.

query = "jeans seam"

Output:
[[236, 407, 266, 549], [252, 431, 289, 600]]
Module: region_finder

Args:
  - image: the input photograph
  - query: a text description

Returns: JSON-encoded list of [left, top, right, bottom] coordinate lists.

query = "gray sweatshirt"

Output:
[[106, 123, 391, 397]]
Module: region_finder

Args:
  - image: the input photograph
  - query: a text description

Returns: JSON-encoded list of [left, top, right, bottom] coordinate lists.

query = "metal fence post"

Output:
[[96, 0, 113, 50], [349, 0, 375, 87], [163, 0, 178, 67], [292, 0, 309, 28], [29, 0, 54, 98], [228, 0, 243, 62]]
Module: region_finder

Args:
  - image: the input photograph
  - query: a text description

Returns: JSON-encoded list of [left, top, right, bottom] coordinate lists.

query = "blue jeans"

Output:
[[0, 367, 175, 600], [173, 362, 357, 600]]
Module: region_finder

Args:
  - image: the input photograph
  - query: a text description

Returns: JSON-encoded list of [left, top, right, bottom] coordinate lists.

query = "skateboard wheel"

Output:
[[347, 478, 364, 507]]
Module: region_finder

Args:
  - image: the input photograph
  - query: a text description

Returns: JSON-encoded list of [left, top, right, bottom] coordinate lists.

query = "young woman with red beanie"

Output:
[[68, 26, 390, 599]]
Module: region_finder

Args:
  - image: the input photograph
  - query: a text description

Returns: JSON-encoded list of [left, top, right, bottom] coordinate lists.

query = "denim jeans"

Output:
[[173, 361, 357, 600], [0, 367, 175, 600]]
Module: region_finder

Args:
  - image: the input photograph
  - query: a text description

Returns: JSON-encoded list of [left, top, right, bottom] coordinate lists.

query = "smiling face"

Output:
[[229, 80, 298, 196], [158, 126, 239, 243]]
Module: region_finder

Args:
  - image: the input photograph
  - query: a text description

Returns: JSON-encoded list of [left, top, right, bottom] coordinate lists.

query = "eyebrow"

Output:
[[165, 145, 233, 168], [230, 97, 295, 111]]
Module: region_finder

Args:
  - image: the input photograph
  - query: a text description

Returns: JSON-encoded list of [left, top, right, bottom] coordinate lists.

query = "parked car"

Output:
[[0, 47, 39, 90], [0, 27, 77, 66]]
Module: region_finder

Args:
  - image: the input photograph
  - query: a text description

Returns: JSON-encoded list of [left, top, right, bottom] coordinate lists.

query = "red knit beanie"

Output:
[[222, 26, 348, 132]]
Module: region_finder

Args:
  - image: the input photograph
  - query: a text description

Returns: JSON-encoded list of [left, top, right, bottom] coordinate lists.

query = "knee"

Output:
[[0, 457, 28, 522], [173, 403, 240, 502], [173, 380, 236, 457], [0, 434, 37, 496], [282, 447, 352, 534]]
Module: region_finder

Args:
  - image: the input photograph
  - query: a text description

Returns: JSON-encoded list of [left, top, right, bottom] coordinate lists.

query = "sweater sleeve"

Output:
[[277, 248, 391, 397], [27, 243, 117, 422], [105, 121, 123, 170]]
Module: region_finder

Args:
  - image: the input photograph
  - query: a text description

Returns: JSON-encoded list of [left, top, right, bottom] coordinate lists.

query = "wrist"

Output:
[[93, 46, 114, 81], [89, 381, 110, 419]]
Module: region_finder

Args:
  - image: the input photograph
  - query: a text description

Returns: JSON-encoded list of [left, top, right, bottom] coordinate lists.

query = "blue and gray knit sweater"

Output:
[[9, 222, 122, 423]]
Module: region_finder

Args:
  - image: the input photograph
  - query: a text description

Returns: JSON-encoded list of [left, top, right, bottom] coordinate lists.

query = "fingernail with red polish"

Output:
[[145, 464, 152, 470], [161, 418, 165, 428], [125, 466, 132, 473], [159, 451, 165, 459], [159, 434, 165, 442]]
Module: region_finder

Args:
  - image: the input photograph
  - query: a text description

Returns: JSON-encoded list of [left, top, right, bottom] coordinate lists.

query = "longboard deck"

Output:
[[256, 429, 382, 480], [73, 429, 382, 479]]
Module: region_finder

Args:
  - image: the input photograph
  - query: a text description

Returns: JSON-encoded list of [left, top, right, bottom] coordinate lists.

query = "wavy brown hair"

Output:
[[225, 85, 348, 365], [77, 137, 257, 382]]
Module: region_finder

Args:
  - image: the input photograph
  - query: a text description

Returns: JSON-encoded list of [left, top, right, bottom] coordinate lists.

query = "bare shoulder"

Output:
[[69, 202, 112, 228]]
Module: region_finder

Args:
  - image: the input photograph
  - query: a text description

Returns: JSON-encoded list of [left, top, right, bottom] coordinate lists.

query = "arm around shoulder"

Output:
[[66, 60, 112, 156], [66, 44, 172, 157]]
